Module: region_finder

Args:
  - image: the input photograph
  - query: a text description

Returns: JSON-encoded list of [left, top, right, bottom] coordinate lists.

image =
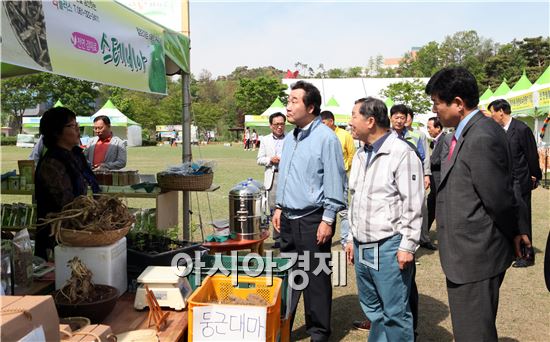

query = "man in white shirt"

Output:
[[257, 112, 286, 247]]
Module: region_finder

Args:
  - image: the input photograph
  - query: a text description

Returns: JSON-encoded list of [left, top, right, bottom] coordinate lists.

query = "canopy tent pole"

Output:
[[182, 0, 192, 240], [535, 115, 540, 144], [182, 73, 192, 240]]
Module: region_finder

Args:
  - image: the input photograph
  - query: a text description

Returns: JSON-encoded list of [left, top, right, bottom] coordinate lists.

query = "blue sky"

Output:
[[188, 1, 550, 77]]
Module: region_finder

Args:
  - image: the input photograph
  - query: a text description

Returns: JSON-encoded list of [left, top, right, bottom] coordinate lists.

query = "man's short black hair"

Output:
[[359, 97, 390, 129], [269, 112, 286, 125], [320, 110, 335, 121], [425, 67, 479, 109], [390, 104, 408, 117], [428, 116, 443, 130], [40, 107, 77, 149], [93, 115, 111, 126], [290, 80, 322, 116], [488, 99, 511, 115]]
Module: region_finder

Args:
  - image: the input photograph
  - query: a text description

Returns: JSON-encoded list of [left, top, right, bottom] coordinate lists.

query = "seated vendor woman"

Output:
[[35, 107, 100, 260], [84, 115, 127, 170]]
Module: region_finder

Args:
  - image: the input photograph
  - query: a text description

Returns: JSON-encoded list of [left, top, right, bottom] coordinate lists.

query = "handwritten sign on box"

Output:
[[193, 305, 267, 342]]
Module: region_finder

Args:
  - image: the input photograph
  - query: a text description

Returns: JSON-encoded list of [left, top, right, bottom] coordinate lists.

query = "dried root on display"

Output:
[[56, 257, 95, 304], [38, 195, 135, 236]]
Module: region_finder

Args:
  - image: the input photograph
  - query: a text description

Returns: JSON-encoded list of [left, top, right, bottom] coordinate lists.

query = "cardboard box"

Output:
[[1, 295, 60, 341], [60, 324, 73, 339], [60, 324, 114, 341]]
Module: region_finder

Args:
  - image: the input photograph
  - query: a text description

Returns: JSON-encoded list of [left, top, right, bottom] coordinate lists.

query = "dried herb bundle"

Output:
[[38, 195, 135, 235]]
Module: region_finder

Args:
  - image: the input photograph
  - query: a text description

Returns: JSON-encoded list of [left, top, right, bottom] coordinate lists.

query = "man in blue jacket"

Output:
[[272, 81, 346, 342]]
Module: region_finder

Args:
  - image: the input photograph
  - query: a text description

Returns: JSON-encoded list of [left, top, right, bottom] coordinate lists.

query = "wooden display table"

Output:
[[13, 277, 55, 296], [202, 230, 270, 255], [102, 293, 188, 341], [8, 274, 187, 340]]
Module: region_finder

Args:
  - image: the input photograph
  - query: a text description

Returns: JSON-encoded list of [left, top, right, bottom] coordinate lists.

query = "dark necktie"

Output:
[[293, 128, 301, 139], [430, 140, 435, 150]]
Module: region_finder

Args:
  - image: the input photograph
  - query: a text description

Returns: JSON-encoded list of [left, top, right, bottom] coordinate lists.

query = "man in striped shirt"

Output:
[[346, 97, 424, 342]]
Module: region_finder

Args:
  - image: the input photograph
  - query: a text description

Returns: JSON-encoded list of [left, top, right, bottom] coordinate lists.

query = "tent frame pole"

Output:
[[181, 0, 191, 241], [182, 73, 192, 240]]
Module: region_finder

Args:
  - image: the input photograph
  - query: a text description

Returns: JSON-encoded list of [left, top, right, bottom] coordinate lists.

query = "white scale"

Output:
[[134, 266, 193, 311]]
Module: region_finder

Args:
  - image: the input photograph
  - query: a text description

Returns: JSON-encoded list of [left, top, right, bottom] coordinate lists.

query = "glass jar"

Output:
[[119, 171, 129, 186], [104, 171, 113, 186]]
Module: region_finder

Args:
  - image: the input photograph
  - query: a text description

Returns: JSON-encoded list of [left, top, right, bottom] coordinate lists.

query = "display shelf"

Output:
[[1, 189, 34, 195], [1, 185, 219, 230], [103, 184, 219, 197]]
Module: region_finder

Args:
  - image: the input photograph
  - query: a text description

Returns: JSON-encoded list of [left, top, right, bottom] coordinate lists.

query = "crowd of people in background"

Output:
[[243, 126, 260, 151], [256, 68, 544, 342]]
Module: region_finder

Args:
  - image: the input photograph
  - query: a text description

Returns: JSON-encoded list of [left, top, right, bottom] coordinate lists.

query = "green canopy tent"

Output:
[[88, 100, 143, 146], [491, 80, 512, 99], [245, 97, 288, 127], [22, 116, 92, 129], [20, 99, 65, 133], [482, 79, 512, 116], [478, 88, 494, 110], [384, 97, 395, 117], [531, 66, 550, 145], [505, 71, 534, 117], [384, 97, 395, 109], [1, 0, 195, 239], [322, 96, 350, 126], [532, 65, 550, 114], [260, 97, 285, 116]]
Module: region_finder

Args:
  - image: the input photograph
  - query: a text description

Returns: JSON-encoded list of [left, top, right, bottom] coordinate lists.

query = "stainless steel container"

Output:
[[229, 181, 265, 240], [245, 178, 269, 230]]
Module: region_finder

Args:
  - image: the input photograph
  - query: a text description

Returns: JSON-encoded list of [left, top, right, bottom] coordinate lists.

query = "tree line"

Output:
[[2, 31, 548, 140]]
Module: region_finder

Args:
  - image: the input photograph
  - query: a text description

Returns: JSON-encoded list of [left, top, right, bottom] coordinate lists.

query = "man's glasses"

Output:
[[65, 123, 79, 129], [271, 123, 285, 127]]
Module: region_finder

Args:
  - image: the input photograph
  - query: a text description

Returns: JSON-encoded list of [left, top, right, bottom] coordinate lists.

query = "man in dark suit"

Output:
[[425, 67, 520, 341], [489, 99, 542, 267], [426, 116, 446, 231]]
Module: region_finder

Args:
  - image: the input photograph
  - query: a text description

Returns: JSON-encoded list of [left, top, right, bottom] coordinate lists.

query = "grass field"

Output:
[[2, 144, 549, 341]]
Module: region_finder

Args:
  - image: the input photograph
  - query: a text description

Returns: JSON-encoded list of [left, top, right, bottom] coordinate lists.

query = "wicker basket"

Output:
[[156, 172, 213, 191], [54, 224, 131, 247]]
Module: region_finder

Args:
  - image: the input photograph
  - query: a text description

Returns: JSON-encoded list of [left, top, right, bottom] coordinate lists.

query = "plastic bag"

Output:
[[160, 160, 216, 176], [1, 241, 13, 295], [12, 228, 33, 288]]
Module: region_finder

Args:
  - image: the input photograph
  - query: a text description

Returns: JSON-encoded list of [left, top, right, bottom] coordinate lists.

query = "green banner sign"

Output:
[[1, 0, 169, 94]]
